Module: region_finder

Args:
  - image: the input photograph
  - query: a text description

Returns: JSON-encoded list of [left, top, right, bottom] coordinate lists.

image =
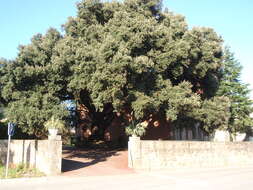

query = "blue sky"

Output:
[[0, 0, 252, 98]]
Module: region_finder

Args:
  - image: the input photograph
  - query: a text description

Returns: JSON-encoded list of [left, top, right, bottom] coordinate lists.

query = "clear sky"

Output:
[[0, 0, 252, 98]]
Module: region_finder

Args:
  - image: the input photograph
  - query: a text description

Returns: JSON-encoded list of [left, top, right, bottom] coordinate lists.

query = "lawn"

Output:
[[0, 163, 44, 179]]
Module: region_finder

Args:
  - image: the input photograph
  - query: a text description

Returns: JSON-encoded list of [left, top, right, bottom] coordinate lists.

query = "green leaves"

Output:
[[196, 96, 230, 133], [0, 0, 234, 138], [5, 93, 68, 137], [217, 47, 253, 133], [125, 122, 146, 137], [44, 116, 65, 130]]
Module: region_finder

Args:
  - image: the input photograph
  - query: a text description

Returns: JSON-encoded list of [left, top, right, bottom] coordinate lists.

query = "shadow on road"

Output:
[[62, 159, 89, 172]]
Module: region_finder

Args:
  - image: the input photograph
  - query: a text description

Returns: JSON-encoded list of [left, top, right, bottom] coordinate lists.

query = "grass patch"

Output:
[[0, 163, 45, 179]]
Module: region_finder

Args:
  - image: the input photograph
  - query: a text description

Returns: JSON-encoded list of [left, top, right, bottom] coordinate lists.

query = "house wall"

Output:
[[0, 139, 62, 175], [128, 137, 253, 170]]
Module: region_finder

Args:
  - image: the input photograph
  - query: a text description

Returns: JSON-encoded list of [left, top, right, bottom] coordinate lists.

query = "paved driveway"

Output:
[[1, 167, 253, 190], [61, 147, 134, 176]]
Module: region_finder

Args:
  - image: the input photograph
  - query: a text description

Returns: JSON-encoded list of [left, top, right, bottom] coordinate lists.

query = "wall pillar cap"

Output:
[[48, 135, 61, 141], [129, 136, 140, 141]]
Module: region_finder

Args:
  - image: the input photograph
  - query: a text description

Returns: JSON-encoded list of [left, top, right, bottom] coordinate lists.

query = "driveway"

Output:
[[1, 167, 253, 190], [61, 146, 135, 176]]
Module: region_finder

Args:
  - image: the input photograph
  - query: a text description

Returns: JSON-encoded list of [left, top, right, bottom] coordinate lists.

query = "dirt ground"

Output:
[[61, 146, 135, 177]]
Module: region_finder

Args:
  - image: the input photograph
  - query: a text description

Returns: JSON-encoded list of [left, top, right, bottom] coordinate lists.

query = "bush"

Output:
[[125, 122, 146, 137], [0, 164, 44, 179]]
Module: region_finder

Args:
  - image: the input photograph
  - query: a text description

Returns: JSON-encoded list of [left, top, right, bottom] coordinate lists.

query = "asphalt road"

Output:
[[1, 167, 253, 190]]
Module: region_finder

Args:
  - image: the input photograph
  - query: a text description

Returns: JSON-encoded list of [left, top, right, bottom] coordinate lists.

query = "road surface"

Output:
[[1, 167, 253, 190]]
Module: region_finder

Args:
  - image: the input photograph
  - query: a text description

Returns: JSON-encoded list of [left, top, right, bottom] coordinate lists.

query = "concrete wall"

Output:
[[128, 137, 253, 170], [0, 140, 62, 175]]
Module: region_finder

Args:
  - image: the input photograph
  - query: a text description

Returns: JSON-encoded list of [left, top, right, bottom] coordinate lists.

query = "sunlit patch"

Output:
[[153, 121, 160, 127]]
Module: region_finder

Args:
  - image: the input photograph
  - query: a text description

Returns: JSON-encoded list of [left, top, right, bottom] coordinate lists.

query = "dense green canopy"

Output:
[[0, 0, 231, 137], [217, 47, 253, 134]]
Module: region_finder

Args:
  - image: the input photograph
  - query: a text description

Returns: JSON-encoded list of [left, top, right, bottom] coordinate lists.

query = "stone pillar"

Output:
[[48, 135, 61, 141], [47, 139, 62, 175], [128, 136, 141, 168], [233, 132, 246, 142], [213, 130, 230, 142], [36, 139, 62, 176]]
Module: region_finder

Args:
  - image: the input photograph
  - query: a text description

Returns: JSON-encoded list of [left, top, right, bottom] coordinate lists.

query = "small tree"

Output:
[[217, 47, 253, 134]]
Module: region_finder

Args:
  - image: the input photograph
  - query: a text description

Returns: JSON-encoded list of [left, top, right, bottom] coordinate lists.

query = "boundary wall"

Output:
[[128, 137, 253, 170], [0, 140, 62, 175]]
